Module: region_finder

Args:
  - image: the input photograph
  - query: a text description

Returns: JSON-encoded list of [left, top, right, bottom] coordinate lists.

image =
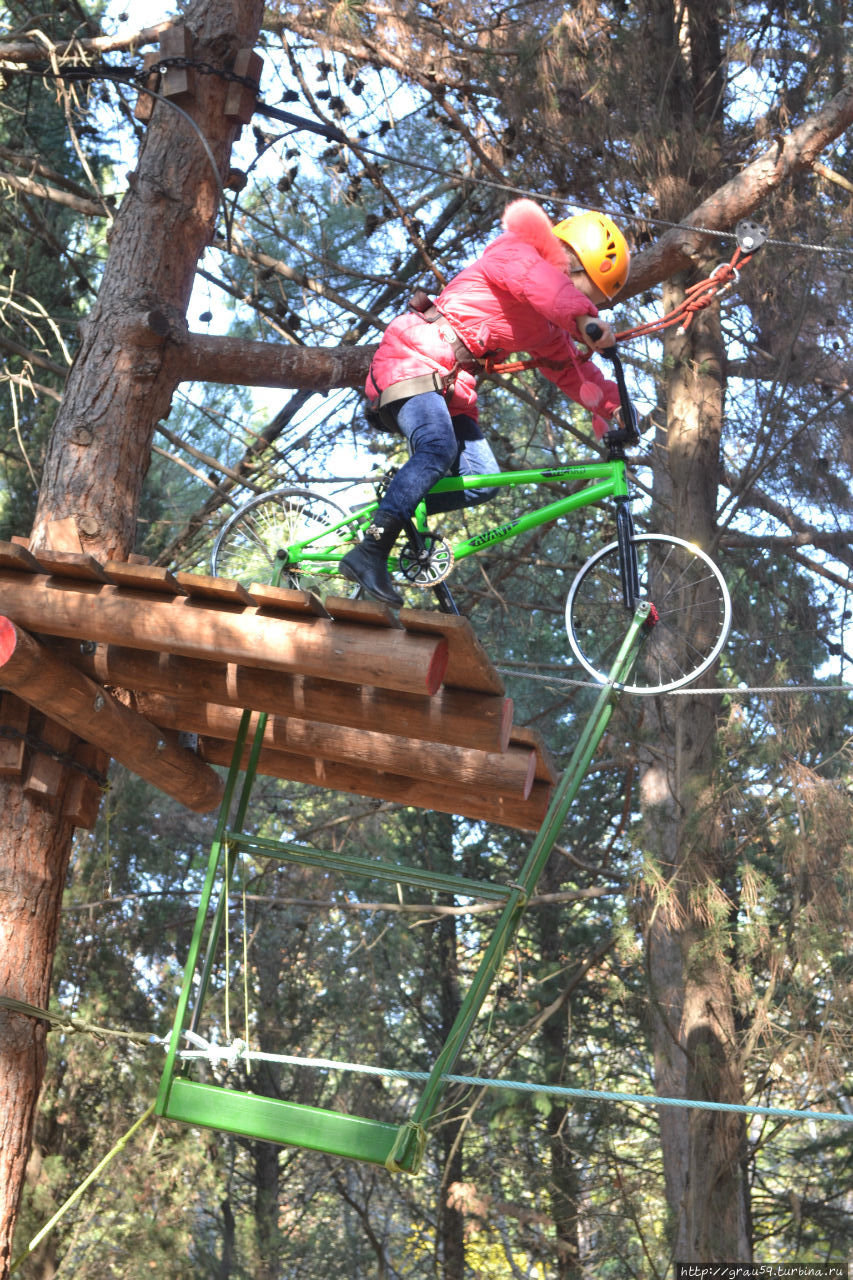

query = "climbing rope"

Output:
[[614, 239, 758, 342]]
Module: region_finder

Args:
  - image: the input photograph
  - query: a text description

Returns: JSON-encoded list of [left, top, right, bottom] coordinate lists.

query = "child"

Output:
[[340, 199, 630, 606]]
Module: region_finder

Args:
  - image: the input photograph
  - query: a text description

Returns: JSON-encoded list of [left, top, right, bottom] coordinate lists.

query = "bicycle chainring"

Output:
[[397, 535, 455, 585]]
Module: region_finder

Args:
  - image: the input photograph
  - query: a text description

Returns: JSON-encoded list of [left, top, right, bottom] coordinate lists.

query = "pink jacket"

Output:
[[367, 199, 621, 426]]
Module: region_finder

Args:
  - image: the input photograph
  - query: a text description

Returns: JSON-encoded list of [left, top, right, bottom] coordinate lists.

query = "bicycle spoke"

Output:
[[211, 488, 354, 591]]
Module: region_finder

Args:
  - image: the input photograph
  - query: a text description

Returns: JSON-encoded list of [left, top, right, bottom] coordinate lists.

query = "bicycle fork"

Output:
[[616, 499, 640, 611]]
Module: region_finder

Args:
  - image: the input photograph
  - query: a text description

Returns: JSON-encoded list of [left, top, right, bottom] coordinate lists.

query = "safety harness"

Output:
[[366, 288, 485, 414]]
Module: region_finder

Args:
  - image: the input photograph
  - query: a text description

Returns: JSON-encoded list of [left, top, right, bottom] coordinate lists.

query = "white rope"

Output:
[[496, 665, 853, 696]]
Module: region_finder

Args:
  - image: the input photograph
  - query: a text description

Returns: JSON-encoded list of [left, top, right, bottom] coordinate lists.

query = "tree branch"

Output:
[[0, 22, 171, 65], [623, 79, 853, 295]]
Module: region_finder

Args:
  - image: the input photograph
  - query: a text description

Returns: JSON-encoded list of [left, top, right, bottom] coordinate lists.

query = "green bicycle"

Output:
[[211, 348, 731, 696]]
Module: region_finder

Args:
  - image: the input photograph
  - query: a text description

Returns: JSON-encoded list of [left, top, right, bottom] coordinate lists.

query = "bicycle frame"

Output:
[[283, 455, 634, 591], [418, 459, 630, 565]]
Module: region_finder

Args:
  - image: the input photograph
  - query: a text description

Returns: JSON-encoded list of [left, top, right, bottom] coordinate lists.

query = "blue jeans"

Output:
[[377, 392, 499, 523]]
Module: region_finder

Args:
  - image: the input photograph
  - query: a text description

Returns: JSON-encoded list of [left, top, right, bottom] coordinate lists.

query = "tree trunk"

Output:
[[434, 816, 466, 1280], [0, 800, 75, 1272], [0, 0, 264, 1270], [253, 1140, 281, 1280], [538, 881, 581, 1280], [640, 284, 750, 1261]]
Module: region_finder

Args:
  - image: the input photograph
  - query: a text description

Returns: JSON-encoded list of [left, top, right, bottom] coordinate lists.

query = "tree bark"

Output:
[[538, 876, 582, 1280], [0, 0, 265, 1270], [641, 286, 750, 1261], [433, 815, 466, 1280], [0, 802, 74, 1274]]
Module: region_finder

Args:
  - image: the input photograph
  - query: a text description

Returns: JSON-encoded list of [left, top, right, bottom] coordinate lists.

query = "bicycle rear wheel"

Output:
[[566, 534, 731, 695], [211, 488, 352, 590]]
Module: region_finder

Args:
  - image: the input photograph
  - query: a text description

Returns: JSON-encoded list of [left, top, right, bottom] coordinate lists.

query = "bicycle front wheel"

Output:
[[211, 487, 352, 590], [566, 534, 731, 695]]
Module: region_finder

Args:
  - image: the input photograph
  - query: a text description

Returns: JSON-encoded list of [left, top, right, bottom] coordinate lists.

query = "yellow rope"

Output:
[[241, 869, 251, 1054], [9, 1103, 156, 1274]]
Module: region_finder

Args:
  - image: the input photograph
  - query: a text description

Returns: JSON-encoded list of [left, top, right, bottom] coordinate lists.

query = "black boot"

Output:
[[339, 513, 405, 607]]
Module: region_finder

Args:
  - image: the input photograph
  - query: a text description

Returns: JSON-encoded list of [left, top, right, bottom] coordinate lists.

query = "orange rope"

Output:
[[614, 246, 753, 342]]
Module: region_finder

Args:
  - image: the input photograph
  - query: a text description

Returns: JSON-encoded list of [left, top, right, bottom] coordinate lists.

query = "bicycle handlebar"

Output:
[[583, 324, 640, 448]]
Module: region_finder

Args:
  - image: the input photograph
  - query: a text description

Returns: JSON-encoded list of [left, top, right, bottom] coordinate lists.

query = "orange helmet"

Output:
[[552, 211, 630, 299]]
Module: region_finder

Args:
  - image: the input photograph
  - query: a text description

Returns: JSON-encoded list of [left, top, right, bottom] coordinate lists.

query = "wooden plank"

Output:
[[323, 596, 402, 628], [0, 691, 31, 777], [36, 550, 109, 582], [400, 609, 505, 695], [134, 50, 160, 122], [0, 541, 44, 573], [246, 583, 329, 617], [130, 695, 536, 796], [162, 1078, 405, 1169], [43, 516, 83, 553], [61, 742, 109, 829], [199, 737, 553, 832], [174, 572, 253, 604], [0, 616, 223, 813], [0, 574, 448, 696], [159, 25, 194, 99], [224, 49, 263, 123], [23, 716, 74, 808], [58, 644, 514, 755], [103, 563, 186, 593]]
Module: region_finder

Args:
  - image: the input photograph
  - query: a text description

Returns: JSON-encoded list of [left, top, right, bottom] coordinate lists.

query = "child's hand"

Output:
[[577, 315, 616, 350]]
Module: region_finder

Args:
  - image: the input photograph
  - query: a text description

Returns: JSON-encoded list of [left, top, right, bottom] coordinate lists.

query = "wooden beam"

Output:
[[128, 695, 536, 797], [61, 742, 109, 829], [199, 737, 553, 832], [0, 573, 447, 696], [224, 48, 263, 122], [0, 691, 31, 777], [158, 24, 194, 100], [0, 617, 223, 813], [56, 643, 513, 755], [23, 715, 73, 808], [401, 609, 505, 694]]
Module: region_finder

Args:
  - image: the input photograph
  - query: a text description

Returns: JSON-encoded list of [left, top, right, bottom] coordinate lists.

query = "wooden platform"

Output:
[[0, 545, 557, 829]]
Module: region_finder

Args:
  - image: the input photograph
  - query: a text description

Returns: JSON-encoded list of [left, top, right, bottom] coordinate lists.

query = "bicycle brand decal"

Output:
[[540, 467, 604, 479], [468, 520, 522, 549]]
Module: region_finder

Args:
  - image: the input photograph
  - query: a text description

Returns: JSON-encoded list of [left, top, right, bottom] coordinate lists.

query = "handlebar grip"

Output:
[[582, 321, 617, 359]]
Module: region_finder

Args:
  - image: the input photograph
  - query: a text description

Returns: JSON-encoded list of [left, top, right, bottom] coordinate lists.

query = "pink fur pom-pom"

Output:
[[578, 381, 603, 410], [501, 199, 568, 269]]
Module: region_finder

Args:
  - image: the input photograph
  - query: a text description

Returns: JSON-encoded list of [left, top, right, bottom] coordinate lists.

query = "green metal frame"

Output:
[[155, 606, 649, 1174]]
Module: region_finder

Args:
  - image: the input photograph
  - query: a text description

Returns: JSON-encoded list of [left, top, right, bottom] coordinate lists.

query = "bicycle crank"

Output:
[[397, 535, 455, 586]]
